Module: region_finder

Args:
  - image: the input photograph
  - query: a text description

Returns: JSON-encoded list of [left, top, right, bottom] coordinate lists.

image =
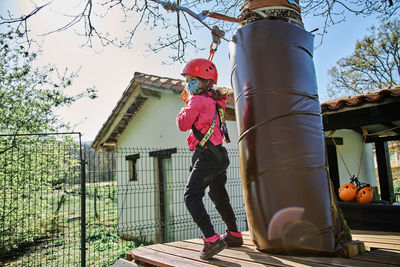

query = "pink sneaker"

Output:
[[222, 229, 243, 247], [200, 234, 227, 260]]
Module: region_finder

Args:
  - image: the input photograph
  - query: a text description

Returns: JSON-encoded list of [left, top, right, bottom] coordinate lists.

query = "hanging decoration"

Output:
[[338, 175, 374, 203]]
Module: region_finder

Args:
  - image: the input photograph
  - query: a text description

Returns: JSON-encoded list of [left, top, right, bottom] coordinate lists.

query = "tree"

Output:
[[0, 30, 97, 135], [0, 30, 97, 257], [327, 19, 400, 97], [1, 1, 398, 61]]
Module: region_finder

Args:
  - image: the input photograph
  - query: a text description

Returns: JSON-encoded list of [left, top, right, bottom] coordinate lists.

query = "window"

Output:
[[126, 154, 140, 181], [389, 151, 396, 162]]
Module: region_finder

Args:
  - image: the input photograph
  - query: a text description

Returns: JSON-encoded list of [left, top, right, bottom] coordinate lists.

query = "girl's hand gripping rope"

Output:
[[180, 89, 190, 105]]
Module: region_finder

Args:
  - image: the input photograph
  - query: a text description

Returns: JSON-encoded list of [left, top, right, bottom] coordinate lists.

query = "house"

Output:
[[91, 72, 243, 244], [91, 73, 237, 149], [92, 73, 400, 241]]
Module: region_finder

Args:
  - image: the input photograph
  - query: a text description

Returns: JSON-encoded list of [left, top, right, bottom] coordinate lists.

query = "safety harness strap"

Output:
[[198, 111, 217, 147], [217, 105, 230, 143], [191, 104, 229, 168]]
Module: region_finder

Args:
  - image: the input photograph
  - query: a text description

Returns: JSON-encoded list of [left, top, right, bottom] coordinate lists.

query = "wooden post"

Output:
[[375, 141, 394, 203], [325, 137, 343, 201]]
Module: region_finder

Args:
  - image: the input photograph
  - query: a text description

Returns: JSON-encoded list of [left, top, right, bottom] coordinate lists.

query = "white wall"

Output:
[[325, 129, 377, 187], [117, 92, 239, 149]]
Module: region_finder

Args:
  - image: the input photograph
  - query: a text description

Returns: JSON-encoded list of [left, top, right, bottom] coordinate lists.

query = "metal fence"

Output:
[[0, 133, 246, 266]]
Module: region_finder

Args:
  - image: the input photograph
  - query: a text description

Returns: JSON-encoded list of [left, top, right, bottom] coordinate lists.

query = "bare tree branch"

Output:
[[1, 1, 399, 60]]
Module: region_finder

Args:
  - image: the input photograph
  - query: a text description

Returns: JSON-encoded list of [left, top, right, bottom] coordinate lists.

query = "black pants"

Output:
[[184, 146, 238, 238]]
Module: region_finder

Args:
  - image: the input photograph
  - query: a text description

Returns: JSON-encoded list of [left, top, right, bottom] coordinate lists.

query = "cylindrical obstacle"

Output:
[[230, 19, 336, 254]]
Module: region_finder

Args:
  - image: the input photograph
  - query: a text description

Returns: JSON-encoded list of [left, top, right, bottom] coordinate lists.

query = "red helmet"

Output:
[[181, 58, 218, 84]]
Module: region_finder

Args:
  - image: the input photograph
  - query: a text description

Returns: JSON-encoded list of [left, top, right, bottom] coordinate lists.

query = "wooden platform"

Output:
[[123, 230, 400, 267]]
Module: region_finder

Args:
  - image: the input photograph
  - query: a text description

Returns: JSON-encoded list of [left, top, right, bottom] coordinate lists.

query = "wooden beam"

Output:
[[324, 137, 343, 145], [326, 144, 340, 201], [382, 122, 400, 135], [323, 102, 400, 131], [366, 135, 400, 143], [338, 202, 400, 232], [139, 88, 161, 99], [375, 141, 395, 203], [98, 83, 143, 146]]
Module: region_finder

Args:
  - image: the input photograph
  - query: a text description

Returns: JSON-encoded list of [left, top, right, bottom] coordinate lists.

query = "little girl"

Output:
[[176, 58, 243, 260]]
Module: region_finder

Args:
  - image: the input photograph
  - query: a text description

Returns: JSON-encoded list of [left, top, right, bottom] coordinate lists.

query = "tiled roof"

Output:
[[134, 72, 185, 93], [133, 72, 235, 104], [92, 71, 400, 149], [321, 85, 400, 113]]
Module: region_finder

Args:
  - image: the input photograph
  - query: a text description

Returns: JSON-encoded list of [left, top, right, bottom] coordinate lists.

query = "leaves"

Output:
[[327, 19, 400, 97], [0, 30, 97, 135]]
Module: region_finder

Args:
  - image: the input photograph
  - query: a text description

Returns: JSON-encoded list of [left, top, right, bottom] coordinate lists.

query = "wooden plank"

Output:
[[132, 246, 213, 267], [360, 239, 400, 246], [182, 239, 390, 267], [352, 235, 400, 246], [360, 241, 400, 251], [151, 243, 281, 267], [243, 231, 400, 249], [351, 230, 400, 240], [129, 231, 400, 267], [352, 250, 400, 266], [112, 259, 140, 267], [173, 241, 328, 267]]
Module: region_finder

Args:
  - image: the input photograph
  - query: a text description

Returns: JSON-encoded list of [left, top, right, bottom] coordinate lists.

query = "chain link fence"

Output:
[[1, 133, 246, 266]]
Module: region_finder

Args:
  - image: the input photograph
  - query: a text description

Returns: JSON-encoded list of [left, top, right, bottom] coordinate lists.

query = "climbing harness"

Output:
[[198, 111, 217, 148], [191, 104, 230, 169]]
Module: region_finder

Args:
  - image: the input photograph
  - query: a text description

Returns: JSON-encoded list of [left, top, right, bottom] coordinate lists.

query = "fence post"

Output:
[[79, 134, 86, 267]]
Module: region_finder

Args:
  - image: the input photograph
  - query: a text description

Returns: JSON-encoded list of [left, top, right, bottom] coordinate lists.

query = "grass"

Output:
[[4, 183, 137, 267]]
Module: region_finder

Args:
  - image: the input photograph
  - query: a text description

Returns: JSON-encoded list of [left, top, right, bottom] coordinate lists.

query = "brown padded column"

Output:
[[229, 19, 336, 254]]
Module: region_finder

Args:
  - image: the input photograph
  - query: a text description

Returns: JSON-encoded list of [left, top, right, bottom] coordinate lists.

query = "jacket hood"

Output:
[[204, 91, 227, 108]]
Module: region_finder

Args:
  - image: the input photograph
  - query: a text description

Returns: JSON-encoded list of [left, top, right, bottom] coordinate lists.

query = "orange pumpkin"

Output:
[[356, 185, 374, 203], [338, 183, 357, 202]]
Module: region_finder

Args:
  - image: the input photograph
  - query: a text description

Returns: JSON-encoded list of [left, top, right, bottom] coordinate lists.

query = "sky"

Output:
[[2, 1, 379, 142]]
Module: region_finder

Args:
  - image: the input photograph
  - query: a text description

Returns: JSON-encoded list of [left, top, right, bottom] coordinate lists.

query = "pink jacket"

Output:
[[176, 91, 227, 150]]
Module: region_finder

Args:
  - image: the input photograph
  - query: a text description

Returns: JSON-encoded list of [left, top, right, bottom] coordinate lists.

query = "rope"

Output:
[[208, 43, 216, 61], [329, 131, 352, 178], [329, 128, 368, 179], [363, 125, 400, 136]]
